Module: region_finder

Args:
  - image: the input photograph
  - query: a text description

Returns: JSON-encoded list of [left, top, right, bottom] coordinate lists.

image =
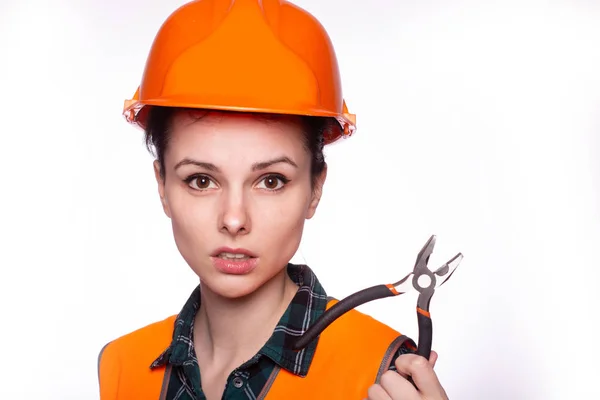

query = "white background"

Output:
[[1, 0, 600, 399]]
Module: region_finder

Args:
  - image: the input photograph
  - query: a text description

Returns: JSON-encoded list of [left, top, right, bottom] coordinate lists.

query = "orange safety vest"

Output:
[[98, 299, 412, 399]]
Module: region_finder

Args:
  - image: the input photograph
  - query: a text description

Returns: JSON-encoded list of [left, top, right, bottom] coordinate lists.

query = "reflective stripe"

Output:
[[375, 335, 409, 383], [97, 341, 112, 386]]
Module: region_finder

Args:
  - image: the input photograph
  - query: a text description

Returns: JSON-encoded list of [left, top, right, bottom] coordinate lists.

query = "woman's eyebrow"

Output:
[[174, 158, 220, 172], [252, 156, 298, 171]]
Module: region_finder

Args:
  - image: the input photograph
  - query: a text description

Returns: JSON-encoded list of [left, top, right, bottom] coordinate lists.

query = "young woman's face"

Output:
[[155, 111, 325, 299]]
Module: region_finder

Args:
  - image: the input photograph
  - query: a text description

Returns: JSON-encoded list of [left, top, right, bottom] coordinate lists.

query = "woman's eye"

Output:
[[187, 175, 217, 190], [257, 175, 288, 191]]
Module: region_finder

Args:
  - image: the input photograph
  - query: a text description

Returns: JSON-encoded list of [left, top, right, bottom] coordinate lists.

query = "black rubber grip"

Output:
[[406, 310, 433, 391], [416, 309, 432, 360], [290, 284, 395, 350]]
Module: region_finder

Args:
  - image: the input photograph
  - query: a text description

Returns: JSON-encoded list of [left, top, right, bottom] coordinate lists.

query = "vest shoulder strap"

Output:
[[98, 315, 177, 400]]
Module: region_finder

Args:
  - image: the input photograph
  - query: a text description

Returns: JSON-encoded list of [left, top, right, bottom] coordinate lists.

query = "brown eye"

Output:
[[186, 174, 217, 190], [195, 176, 210, 189], [264, 176, 279, 189], [257, 175, 289, 191]]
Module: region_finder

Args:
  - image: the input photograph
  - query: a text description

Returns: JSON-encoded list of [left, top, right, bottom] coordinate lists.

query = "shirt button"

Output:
[[232, 376, 244, 388]]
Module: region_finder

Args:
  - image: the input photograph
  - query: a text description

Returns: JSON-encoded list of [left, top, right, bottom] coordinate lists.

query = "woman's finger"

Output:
[[429, 350, 438, 368], [392, 350, 438, 380], [366, 383, 394, 400], [394, 354, 448, 399], [379, 370, 421, 400]]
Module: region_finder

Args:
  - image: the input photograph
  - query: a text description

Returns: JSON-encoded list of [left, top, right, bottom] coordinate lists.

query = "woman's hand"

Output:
[[366, 351, 449, 400]]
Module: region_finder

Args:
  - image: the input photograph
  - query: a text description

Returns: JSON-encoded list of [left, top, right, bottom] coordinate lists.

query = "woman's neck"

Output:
[[193, 268, 298, 367]]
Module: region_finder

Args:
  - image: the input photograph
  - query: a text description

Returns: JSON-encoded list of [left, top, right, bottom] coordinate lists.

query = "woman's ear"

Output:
[[154, 160, 171, 218], [306, 164, 327, 220]]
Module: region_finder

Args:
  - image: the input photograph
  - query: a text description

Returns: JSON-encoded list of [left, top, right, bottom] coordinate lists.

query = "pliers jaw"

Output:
[[413, 235, 438, 312], [391, 236, 462, 306], [416, 251, 463, 312]]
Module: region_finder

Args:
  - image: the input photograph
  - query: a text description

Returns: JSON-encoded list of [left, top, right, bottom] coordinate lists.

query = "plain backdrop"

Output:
[[1, 0, 600, 399]]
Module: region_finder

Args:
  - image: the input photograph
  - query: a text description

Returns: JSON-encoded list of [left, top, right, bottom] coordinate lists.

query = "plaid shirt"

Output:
[[150, 264, 415, 399]]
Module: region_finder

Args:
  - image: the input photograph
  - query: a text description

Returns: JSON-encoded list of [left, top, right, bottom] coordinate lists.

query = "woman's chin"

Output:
[[201, 273, 265, 300]]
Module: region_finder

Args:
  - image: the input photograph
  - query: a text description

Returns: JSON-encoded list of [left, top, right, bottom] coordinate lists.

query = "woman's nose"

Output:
[[218, 189, 251, 236]]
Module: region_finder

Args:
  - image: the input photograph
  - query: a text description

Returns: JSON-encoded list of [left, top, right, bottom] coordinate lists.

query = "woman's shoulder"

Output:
[[98, 314, 178, 366], [320, 297, 416, 360], [98, 315, 179, 397], [270, 298, 417, 393]]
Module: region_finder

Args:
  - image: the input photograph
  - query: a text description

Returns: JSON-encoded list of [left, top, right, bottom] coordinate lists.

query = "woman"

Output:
[[98, 0, 450, 399]]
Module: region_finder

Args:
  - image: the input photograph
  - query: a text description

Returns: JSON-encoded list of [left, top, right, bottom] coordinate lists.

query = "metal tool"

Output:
[[290, 234, 462, 361]]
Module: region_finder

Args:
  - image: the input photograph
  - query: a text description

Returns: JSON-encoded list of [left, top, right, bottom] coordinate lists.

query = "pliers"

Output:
[[291, 235, 463, 361]]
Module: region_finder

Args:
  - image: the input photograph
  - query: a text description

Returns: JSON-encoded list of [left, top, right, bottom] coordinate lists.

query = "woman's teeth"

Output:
[[218, 252, 250, 260]]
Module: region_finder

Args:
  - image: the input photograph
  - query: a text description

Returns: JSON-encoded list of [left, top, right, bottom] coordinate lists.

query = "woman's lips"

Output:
[[210, 247, 259, 274], [211, 256, 258, 275]]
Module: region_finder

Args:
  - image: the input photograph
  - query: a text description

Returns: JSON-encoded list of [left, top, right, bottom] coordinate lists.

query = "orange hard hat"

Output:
[[122, 0, 356, 145]]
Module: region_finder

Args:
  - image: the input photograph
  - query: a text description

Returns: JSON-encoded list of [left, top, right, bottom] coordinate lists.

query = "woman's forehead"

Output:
[[166, 109, 309, 162]]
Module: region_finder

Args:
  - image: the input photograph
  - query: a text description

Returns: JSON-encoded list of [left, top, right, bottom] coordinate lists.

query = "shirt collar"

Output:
[[150, 263, 328, 377]]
